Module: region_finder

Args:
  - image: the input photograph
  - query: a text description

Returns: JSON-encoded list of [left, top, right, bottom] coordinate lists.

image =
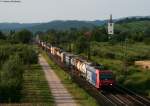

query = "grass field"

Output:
[[0, 64, 54, 106], [21, 64, 54, 106], [89, 42, 150, 98], [41, 50, 99, 106]]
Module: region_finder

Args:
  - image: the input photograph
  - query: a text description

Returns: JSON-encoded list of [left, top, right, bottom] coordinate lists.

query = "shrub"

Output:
[[13, 29, 33, 44], [0, 44, 38, 66], [19, 47, 38, 65], [0, 44, 38, 102], [127, 66, 140, 75], [104, 52, 116, 59], [144, 38, 150, 45], [0, 55, 24, 102]]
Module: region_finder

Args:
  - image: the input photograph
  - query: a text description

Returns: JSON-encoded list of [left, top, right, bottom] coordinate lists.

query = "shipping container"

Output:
[[86, 64, 100, 88], [50, 46, 53, 54], [86, 68, 97, 86], [70, 55, 78, 66], [65, 53, 74, 67], [56, 48, 62, 58], [72, 58, 88, 77], [60, 52, 66, 62]]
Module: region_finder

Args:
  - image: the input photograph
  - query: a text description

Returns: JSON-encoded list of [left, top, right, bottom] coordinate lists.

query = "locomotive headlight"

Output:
[[110, 84, 112, 86]]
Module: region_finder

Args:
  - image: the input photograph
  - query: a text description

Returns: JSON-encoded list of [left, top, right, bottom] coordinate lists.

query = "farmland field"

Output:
[[88, 42, 150, 98], [21, 64, 54, 105]]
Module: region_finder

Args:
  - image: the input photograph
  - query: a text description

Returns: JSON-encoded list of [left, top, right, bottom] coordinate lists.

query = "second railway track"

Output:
[[102, 85, 150, 106]]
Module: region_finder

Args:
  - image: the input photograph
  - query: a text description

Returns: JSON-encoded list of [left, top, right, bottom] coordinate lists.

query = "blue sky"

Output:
[[0, 0, 150, 23]]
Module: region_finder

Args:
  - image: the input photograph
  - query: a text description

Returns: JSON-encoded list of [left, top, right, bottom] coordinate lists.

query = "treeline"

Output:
[[38, 22, 150, 44], [0, 29, 38, 102], [0, 29, 33, 44], [116, 17, 150, 24], [38, 21, 150, 54], [38, 27, 109, 49], [114, 24, 150, 44]]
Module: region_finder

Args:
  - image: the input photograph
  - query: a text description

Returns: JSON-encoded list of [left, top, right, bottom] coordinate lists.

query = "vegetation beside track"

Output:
[[41, 50, 99, 106], [0, 64, 55, 106], [0, 30, 54, 104], [38, 19, 150, 98], [0, 44, 38, 102], [58, 41, 150, 98], [21, 64, 54, 105], [88, 42, 150, 98], [75, 42, 148, 98]]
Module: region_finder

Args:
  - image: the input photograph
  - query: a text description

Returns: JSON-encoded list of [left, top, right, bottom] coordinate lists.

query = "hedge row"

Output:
[[0, 44, 38, 102]]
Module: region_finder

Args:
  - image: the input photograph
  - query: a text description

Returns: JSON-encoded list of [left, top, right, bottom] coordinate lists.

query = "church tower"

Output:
[[108, 14, 114, 35]]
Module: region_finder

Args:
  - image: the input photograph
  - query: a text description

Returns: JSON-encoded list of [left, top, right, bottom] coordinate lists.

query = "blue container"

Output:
[[86, 65, 97, 87]]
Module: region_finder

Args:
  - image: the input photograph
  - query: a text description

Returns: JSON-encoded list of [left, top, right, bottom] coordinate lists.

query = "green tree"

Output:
[[75, 36, 89, 54], [143, 26, 150, 44], [92, 27, 108, 42], [0, 55, 24, 102], [19, 47, 38, 65], [13, 29, 33, 44], [0, 31, 6, 40]]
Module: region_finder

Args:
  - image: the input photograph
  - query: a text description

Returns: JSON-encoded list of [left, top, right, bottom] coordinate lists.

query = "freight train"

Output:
[[38, 40, 115, 89]]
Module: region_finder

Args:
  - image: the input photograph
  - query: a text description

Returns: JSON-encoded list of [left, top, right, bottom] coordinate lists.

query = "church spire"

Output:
[[110, 14, 113, 23], [108, 14, 114, 35]]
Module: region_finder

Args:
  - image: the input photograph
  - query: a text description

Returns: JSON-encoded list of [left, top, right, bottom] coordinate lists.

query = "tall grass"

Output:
[[21, 64, 54, 105]]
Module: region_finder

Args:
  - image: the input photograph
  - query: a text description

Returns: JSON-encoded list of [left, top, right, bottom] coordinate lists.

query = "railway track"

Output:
[[116, 85, 150, 106], [44, 49, 150, 106], [102, 85, 150, 106], [47, 52, 116, 106]]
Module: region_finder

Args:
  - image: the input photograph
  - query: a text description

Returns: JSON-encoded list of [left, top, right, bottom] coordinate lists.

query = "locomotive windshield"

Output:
[[95, 65, 105, 70], [91, 63, 105, 70], [100, 74, 113, 80]]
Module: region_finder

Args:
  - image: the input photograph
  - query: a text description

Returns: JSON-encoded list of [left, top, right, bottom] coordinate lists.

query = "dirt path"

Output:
[[39, 55, 77, 106]]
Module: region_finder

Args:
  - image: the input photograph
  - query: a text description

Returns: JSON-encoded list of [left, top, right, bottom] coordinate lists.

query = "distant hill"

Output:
[[0, 20, 105, 32], [0, 23, 40, 31], [0, 16, 150, 32], [29, 20, 95, 32], [115, 16, 150, 24], [86, 20, 107, 26]]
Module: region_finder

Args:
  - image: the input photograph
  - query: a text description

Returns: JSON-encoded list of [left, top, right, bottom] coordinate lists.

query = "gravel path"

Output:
[[39, 55, 77, 106]]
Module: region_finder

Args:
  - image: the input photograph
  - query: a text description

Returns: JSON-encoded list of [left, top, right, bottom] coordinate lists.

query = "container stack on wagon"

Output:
[[38, 40, 115, 89]]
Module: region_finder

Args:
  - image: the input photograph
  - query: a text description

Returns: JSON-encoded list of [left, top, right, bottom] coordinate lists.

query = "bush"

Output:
[[0, 31, 6, 40], [19, 47, 38, 65], [123, 71, 150, 95], [0, 55, 24, 102], [127, 66, 140, 75], [0, 44, 38, 102], [104, 52, 116, 59], [0, 46, 10, 66], [127, 53, 150, 63], [144, 38, 150, 45], [13, 29, 33, 44], [0, 44, 38, 66]]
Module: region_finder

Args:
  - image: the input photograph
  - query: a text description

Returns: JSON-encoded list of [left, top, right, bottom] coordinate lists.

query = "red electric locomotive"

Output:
[[86, 63, 115, 89]]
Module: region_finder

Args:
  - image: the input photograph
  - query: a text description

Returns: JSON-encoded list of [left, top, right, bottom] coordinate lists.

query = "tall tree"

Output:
[[13, 29, 33, 44], [0, 31, 6, 40]]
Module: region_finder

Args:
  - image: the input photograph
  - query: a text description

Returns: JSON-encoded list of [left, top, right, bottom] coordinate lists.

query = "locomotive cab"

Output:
[[99, 71, 115, 87]]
